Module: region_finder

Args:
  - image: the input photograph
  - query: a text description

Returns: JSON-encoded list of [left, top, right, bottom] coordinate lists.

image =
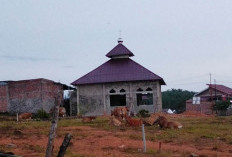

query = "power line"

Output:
[[169, 81, 206, 86], [168, 73, 209, 83]]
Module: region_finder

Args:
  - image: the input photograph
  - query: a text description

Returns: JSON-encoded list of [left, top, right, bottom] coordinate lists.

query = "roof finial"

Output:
[[118, 30, 123, 44]]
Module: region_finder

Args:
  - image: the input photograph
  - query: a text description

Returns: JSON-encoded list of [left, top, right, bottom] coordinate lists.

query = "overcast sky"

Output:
[[1, 1, 232, 92]]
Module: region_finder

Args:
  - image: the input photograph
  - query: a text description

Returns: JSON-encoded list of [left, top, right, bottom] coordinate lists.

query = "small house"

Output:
[[186, 84, 232, 114]]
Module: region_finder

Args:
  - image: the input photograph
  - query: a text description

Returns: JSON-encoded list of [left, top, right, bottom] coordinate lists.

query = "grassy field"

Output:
[[0, 114, 232, 157]]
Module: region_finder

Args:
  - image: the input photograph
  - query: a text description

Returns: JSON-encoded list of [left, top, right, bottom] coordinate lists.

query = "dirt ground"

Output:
[[0, 113, 232, 157]]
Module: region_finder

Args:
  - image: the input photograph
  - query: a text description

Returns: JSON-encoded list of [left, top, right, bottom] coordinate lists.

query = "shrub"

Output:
[[35, 109, 50, 120], [213, 100, 231, 111], [136, 109, 150, 118]]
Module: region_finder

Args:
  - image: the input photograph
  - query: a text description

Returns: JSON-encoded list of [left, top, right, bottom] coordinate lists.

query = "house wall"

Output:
[[186, 100, 214, 114], [7, 79, 43, 113], [0, 83, 8, 112], [41, 80, 63, 112], [78, 84, 104, 116], [1, 79, 63, 114], [70, 91, 77, 116], [76, 81, 162, 116]]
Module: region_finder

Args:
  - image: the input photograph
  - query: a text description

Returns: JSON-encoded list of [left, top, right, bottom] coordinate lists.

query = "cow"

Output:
[[153, 116, 183, 129], [125, 117, 143, 127], [82, 116, 96, 122], [18, 113, 32, 121], [111, 107, 129, 121], [109, 116, 122, 127]]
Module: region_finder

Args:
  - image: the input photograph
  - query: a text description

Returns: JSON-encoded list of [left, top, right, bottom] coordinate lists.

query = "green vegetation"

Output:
[[162, 89, 196, 113], [213, 100, 231, 112], [35, 109, 50, 120], [136, 109, 150, 118]]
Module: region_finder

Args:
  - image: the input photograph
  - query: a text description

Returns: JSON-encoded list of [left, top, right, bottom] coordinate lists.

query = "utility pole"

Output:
[[210, 73, 212, 102], [214, 79, 217, 103]]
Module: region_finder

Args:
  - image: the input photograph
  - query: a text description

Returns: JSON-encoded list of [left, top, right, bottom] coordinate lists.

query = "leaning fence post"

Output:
[[57, 133, 72, 157], [16, 113, 19, 122], [142, 124, 146, 153], [45, 92, 61, 157]]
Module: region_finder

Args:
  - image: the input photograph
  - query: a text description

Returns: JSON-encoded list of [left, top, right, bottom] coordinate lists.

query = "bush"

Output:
[[213, 100, 231, 111], [136, 109, 150, 118], [35, 109, 50, 120]]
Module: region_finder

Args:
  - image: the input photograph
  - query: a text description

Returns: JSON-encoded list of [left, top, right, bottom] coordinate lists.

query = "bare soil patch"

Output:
[[0, 114, 232, 157]]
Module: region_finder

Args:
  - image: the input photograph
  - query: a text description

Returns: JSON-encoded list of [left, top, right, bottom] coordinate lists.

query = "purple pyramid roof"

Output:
[[71, 58, 166, 85], [106, 43, 134, 58]]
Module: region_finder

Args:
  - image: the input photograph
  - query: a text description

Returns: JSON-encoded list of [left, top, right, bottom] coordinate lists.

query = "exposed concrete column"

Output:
[[76, 86, 80, 116], [156, 82, 162, 112], [102, 84, 106, 115], [128, 83, 134, 115]]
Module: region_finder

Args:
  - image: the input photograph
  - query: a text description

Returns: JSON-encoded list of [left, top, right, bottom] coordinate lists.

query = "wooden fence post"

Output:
[[45, 93, 61, 157], [57, 133, 72, 157], [16, 113, 19, 122]]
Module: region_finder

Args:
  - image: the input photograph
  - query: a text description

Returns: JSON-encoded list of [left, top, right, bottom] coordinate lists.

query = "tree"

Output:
[[162, 89, 196, 113]]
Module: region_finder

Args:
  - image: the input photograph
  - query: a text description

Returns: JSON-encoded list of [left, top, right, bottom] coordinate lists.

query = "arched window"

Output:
[[146, 87, 152, 91], [109, 89, 126, 107], [120, 89, 126, 93], [136, 87, 153, 106], [137, 88, 143, 92], [110, 89, 116, 93]]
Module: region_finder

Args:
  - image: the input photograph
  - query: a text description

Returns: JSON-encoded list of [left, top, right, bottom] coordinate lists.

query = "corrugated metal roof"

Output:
[[195, 84, 232, 96], [106, 43, 134, 58], [207, 84, 232, 95], [71, 58, 165, 85]]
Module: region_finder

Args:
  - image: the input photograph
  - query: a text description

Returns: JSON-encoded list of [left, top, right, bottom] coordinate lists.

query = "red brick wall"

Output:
[[6, 79, 63, 113], [186, 101, 214, 114], [41, 80, 63, 112], [0, 85, 8, 112], [8, 79, 42, 99]]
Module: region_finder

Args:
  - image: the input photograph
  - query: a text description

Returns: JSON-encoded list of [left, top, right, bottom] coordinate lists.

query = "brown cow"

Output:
[[125, 117, 143, 127], [82, 116, 96, 122], [109, 116, 122, 127], [19, 113, 32, 121], [111, 107, 129, 121], [153, 116, 183, 129]]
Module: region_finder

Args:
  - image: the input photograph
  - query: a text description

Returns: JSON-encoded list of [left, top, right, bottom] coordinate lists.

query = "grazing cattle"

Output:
[[109, 116, 122, 127], [49, 107, 66, 117], [19, 113, 32, 121], [126, 117, 143, 127], [59, 107, 66, 117], [153, 116, 183, 129], [82, 116, 96, 122], [142, 114, 159, 126], [111, 107, 129, 121]]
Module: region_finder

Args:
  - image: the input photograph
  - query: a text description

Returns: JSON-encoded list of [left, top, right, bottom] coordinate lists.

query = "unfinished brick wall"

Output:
[[2, 79, 64, 114], [8, 79, 43, 113], [0, 84, 8, 112], [186, 101, 214, 114], [41, 80, 63, 112]]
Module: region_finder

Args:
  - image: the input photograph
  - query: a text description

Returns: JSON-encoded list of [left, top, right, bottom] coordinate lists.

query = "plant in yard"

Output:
[[213, 100, 231, 115], [136, 109, 150, 118], [35, 109, 50, 120]]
